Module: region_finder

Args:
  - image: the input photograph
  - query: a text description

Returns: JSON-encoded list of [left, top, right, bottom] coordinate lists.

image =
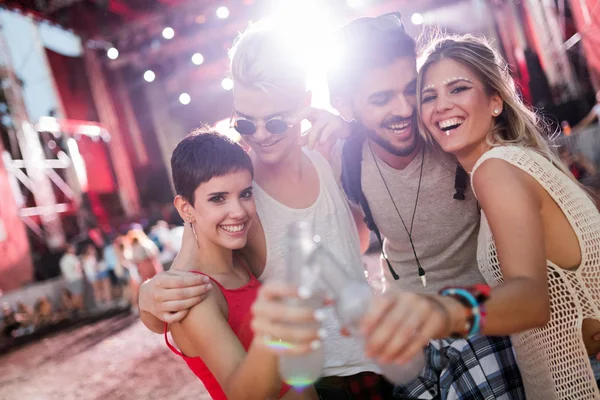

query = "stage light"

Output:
[[36, 116, 61, 133], [216, 6, 230, 19], [107, 47, 119, 60], [346, 0, 364, 9], [191, 53, 204, 65], [162, 27, 175, 39], [77, 125, 102, 137], [179, 93, 191, 105], [144, 70, 156, 82], [411, 13, 424, 25], [221, 78, 234, 90], [264, 0, 341, 110]]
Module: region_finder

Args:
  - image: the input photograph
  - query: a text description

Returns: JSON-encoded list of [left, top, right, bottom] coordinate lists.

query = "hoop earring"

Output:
[[190, 221, 200, 249]]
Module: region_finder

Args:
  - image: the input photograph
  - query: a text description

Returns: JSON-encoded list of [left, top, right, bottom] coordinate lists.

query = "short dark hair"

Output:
[[171, 129, 253, 204], [327, 20, 416, 99]]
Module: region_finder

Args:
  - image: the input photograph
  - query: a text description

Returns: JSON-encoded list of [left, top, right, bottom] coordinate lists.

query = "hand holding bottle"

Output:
[[360, 291, 454, 365], [251, 281, 327, 355]]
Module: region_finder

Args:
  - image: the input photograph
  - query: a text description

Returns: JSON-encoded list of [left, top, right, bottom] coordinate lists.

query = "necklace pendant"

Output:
[[421, 274, 427, 287]]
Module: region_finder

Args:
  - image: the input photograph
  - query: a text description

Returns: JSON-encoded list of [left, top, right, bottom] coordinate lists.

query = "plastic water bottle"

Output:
[[277, 221, 325, 390], [306, 244, 425, 385], [335, 280, 425, 385]]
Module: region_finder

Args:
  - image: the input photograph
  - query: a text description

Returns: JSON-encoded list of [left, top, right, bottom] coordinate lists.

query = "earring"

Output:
[[493, 109, 500, 115], [190, 221, 200, 249]]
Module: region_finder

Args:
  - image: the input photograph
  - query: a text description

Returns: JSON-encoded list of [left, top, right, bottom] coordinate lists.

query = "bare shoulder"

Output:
[[472, 157, 542, 206], [171, 284, 227, 357]]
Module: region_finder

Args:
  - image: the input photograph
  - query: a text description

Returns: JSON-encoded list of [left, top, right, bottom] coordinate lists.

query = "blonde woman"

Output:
[[412, 35, 600, 399], [128, 229, 163, 281]]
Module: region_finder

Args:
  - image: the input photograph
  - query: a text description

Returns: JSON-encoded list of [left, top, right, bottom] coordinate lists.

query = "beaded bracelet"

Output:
[[440, 285, 490, 337]]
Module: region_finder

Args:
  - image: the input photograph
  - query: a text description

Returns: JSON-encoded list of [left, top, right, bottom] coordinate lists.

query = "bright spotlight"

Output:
[[346, 0, 364, 9], [162, 27, 175, 39], [263, 0, 340, 111], [411, 13, 424, 25], [221, 78, 234, 91], [179, 93, 191, 105], [143, 70, 156, 82], [191, 53, 204, 65], [107, 47, 119, 60], [216, 6, 230, 19]]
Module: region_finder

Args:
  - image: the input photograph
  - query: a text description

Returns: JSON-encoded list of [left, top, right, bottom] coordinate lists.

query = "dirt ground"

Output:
[[0, 313, 211, 400]]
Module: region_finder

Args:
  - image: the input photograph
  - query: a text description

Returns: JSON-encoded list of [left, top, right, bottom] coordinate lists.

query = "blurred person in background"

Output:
[[169, 224, 185, 254], [2, 302, 21, 338], [113, 235, 140, 311], [150, 220, 177, 265], [574, 90, 600, 131], [58, 244, 84, 313], [16, 302, 34, 326], [82, 244, 110, 308], [129, 229, 163, 281], [559, 148, 596, 182], [59, 288, 79, 319], [32, 296, 56, 327]]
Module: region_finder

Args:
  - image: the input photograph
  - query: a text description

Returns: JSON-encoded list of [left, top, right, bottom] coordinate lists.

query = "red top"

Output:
[[164, 263, 290, 399]]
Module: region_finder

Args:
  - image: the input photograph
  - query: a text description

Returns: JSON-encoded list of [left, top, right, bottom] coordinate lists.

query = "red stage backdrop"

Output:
[[0, 156, 34, 292], [46, 49, 117, 228], [45, 49, 98, 121], [76, 136, 116, 194]]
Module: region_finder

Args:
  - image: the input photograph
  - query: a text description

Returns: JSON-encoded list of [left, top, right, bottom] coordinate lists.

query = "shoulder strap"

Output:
[[341, 132, 400, 280], [164, 323, 185, 357], [454, 164, 468, 200]]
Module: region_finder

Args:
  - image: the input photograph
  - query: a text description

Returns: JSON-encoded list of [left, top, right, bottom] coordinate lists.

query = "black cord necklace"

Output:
[[369, 142, 427, 287]]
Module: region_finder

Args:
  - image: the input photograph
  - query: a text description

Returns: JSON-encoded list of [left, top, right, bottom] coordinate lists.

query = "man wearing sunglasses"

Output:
[[138, 21, 394, 399]]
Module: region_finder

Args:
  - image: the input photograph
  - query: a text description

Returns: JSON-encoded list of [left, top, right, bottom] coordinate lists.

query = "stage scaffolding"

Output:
[[0, 29, 67, 250]]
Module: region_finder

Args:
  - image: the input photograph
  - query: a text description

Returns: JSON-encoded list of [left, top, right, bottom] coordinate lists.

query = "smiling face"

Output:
[[233, 84, 306, 166], [419, 58, 503, 158], [184, 170, 256, 250], [335, 56, 420, 157]]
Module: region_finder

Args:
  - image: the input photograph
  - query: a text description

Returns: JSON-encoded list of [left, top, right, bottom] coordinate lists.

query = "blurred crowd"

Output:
[[558, 90, 600, 205], [0, 220, 183, 344]]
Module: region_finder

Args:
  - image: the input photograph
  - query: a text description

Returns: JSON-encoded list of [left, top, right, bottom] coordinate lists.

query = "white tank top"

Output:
[[254, 148, 379, 377], [472, 145, 600, 399]]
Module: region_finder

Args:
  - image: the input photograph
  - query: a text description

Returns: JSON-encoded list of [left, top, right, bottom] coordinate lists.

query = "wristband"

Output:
[[440, 285, 490, 337]]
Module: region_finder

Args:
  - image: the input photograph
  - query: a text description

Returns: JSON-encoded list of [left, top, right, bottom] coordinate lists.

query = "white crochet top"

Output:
[[471, 145, 600, 399]]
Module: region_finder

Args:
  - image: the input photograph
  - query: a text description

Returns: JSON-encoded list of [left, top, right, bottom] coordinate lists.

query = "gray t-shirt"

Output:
[[333, 141, 485, 294]]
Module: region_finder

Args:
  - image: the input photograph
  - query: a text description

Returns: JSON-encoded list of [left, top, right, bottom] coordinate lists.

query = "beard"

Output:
[[354, 118, 420, 157]]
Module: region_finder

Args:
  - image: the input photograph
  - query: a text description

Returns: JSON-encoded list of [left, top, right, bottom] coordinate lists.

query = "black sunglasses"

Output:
[[230, 109, 293, 136]]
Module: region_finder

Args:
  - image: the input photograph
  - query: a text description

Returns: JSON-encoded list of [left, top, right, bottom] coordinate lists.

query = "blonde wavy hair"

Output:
[[416, 34, 575, 180]]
